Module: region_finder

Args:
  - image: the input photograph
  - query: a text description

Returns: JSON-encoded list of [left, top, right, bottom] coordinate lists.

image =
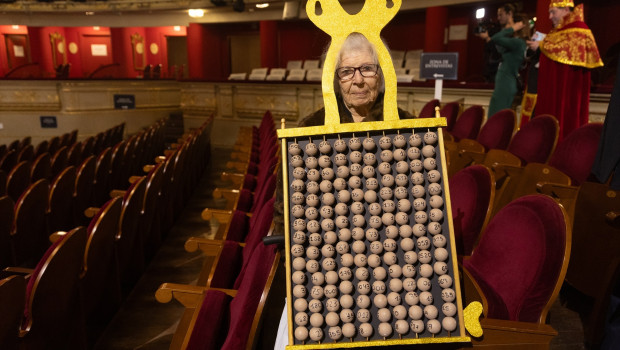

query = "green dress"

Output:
[[488, 28, 526, 117]]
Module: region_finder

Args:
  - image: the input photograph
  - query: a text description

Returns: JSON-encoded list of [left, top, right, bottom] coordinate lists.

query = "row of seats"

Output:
[[156, 111, 283, 350], [436, 99, 611, 347], [0, 116, 213, 348]]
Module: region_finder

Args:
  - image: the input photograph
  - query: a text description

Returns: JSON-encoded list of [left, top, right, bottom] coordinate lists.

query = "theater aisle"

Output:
[[93, 146, 232, 350]]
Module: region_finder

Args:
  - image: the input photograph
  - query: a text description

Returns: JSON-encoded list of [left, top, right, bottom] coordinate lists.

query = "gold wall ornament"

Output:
[[130, 33, 146, 71], [306, 0, 401, 125], [49, 32, 67, 67]]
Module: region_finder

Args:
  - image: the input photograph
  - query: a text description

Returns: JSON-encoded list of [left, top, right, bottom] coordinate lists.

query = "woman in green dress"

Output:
[[481, 17, 530, 117]]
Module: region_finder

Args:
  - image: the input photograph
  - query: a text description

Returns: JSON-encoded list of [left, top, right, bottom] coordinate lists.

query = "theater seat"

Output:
[[0, 275, 25, 350], [12, 179, 50, 267], [417, 99, 439, 118]]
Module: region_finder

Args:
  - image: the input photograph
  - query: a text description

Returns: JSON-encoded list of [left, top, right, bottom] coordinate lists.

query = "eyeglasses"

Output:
[[336, 64, 379, 81]]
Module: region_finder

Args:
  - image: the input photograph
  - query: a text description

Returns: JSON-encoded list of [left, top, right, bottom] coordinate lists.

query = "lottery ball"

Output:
[[424, 305, 438, 319], [381, 174, 395, 187], [324, 231, 338, 244], [404, 251, 418, 265], [393, 148, 407, 161], [383, 252, 398, 265], [348, 137, 361, 150], [379, 188, 393, 200], [373, 266, 387, 280], [358, 281, 371, 295], [387, 292, 402, 306], [402, 264, 416, 278], [337, 190, 351, 203], [427, 319, 441, 334], [429, 195, 444, 208], [401, 237, 415, 251], [290, 155, 304, 167], [354, 254, 368, 267], [340, 308, 355, 323], [366, 177, 379, 190], [419, 291, 434, 305], [352, 227, 365, 240], [395, 212, 409, 225], [351, 189, 364, 202], [363, 137, 376, 151], [372, 281, 387, 294], [380, 149, 394, 162], [364, 190, 378, 203], [442, 288, 456, 302], [434, 261, 448, 275], [318, 155, 332, 168], [424, 131, 438, 145], [325, 312, 340, 327], [291, 244, 305, 257], [409, 133, 422, 147], [428, 222, 442, 235], [417, 236, 431, 250], [309, 327, 324, 341], [342, 323, 356, 338], [320, 206, 334, 219], [295, 312, 309, 326], [395, 320, 409, 335], [438, 274, 453, 288], [306, 246, 320, 259], [409, 159, 423, 172], [305, 157, 318, 169], [295, 326, 308, 341], [407, 147, 421, 160], [405, 291, 420, 306], [357, 308, 371, 323], [385, 225, 399, 239], [349, 151, 362, 164], [403, 278, 416, 292], [363, 153, 377, 165], [417, 277, 432, 291], [356, 267, 370, 281], [393, 134, 407, 148], [339, 281, 354, 294], [340, 253, 354, 267], [410, 320, 424, 334], [418, 250, 432, 264], [368, 254, 382, 268], [408, 305, 423, 319], [374, 294, 388, 308], [411, 185, 425, 198], [334, 139, 347, 152], [293, 257, 306, 271], [325, 271, 339, 285], [434, 247, 449, 261], [293, 285, 307, 298], [428, 182, 442, 195], [379, 136, 392, 149], [319, 140, 332, 154], [382, 213, 395, 226], [328, 326, 342, 341], [389, 278, 403, 292], [395, 161, 409, 174], [311, 271, 325, 285], [419, 264, 433, 278], [414, 211, 428, 224], [442, 317, 457, 332], [292, 271, 306, 284], [305, 142, 318, 156], [292, 231, 306, 244], [442, 302, 457, 317], [335, 155, 348, 168], [427, 170, 441, 183], [399, 225, 413, 238], [306, 194, 319, 207], [291, 179, 305, 193], [291, 192, 305, 205], [350, 163, 362, 176], [310, 285, 324, 299], [357, 294, 371, 309], [321, 167, 335, 180], [362, 165, 376, 178], [352, 240, 366, 254], [378, 162, 392, 175], [359, 323, 374, 338], [288, 143, 302, 155], [307, 169, 320, 181], [423, 157, 437, 170], [378, 308, 392, 323], [422, 144, 436, 158], [292, 167, 306, 180], [320, 258, 335, 271], [395, 173, 408, 186]]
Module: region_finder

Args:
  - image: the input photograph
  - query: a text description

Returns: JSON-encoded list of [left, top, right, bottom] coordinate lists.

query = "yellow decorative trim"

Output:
[[285, 336, 471, 349], [541, 28, 603, 69], [463, 302, 484, 338], [277, 117, 447, 138], [549, 0, 574, 8], [306, 0, 401, 125]]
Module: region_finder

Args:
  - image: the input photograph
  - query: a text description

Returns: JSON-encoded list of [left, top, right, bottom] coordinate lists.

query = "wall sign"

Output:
[[40, 116, 58, 128], [114, 94, 135, 109], [419, 52, 459, 80]]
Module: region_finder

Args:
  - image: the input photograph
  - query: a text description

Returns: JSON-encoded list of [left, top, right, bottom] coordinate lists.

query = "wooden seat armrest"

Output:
[[233, 145, 252, 153], [155, 283, 205, 307], [84, 207, 100, 218], [209, 287, 238, 298], [460, 262, 489, 318], [231, 152, 250, 161], [226, 161, 247, 173], [536, 182, 578, 198], [170, 143, 180, 149], [607, 211, 620, 228], [212, 188, 240, 202], [129, 175, 142, 184], [201, 208, 234, 222], [221, 172, 245, 185], [1, 267, 34, 280], [49, 230, 74, 243], [460, 149, 486, 165], [155, 155, 167, 164], [184, 237, 225, 253], [492, 163, 523, 183], [443, 132, 454, 143], [110, 189, 126, 198]]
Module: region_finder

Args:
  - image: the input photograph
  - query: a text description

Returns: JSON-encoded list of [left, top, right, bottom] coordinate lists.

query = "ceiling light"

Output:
[[256, 3, 269, 8], [174, 26, 181, 31], [93, 26, 100, 31], [475, 8, 485, 19], [188, 9, 205, 18]]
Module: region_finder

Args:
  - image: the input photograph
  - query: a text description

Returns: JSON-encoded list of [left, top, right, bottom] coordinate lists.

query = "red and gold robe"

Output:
[[534, 4, 603, 141]]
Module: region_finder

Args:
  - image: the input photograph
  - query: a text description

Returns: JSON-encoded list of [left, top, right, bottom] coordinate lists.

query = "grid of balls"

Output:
[[287, 130, 459, 344]]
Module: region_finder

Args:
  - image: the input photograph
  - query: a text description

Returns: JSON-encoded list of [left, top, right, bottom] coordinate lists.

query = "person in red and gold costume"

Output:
[[526, 1, 603, 142]]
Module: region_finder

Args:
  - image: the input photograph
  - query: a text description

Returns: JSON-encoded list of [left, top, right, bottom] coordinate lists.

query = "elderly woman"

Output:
[[299, 32, 412, 126]]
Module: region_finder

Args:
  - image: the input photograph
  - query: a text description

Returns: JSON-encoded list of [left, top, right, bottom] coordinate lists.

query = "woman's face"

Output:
[[338, 49, 379, 113]]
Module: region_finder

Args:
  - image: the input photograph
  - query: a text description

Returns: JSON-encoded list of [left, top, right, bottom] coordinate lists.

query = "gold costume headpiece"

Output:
[[549, 0, 574, 8]]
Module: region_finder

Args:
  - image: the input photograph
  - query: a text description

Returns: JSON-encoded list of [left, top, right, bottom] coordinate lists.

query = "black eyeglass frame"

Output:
[[336, 64, 380, 81]]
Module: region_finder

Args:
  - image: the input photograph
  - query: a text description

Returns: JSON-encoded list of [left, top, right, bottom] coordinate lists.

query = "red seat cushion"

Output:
[[463, 195, 566, 322], [451, 105, 484, 141], [548, 123, 603, 185], [186, 290, 232, 350], [507, 115, 558, 164], [477, 109, 515, 151]]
